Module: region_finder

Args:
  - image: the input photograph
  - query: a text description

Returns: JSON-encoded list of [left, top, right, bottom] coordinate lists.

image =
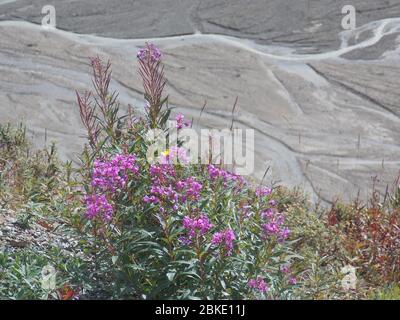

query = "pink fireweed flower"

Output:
[[137, 43, 162, 62], [149, 164, 176, 184], [175, 113, 191, 129], [280, 227, 290, 240], [160, 146, 189, 165], [145, 161, 201, 212], [176, 176, 203, 202], [145, 168, 202, 211], [84, 194, 113, 221], [268, 199, 277, 206], [149, 184, 179, 203], [280, 264, 297, 284], [207, 165, 245, 186], [178, 236, 192, 246], [143, 195, 159, 204], [280, 265, 291, 274], [211, 229, 236, 256], [261, 208, 274, 219], [183, 215, 213, 236], [248, 277, 269, 293], [181, 214, 213, 244], [255, 186, 272, 197], [149, 164, 163, 176], [261, 211, 290, 242], [91, 154, 138, 192]]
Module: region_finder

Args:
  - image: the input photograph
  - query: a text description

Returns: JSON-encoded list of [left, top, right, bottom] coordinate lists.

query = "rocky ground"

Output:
[[0, 208, 82, 256], [0, 1, 399, 203]]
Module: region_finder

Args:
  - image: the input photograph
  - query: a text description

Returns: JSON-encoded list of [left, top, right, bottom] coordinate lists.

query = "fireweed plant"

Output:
[[75, 43, 300, 299]]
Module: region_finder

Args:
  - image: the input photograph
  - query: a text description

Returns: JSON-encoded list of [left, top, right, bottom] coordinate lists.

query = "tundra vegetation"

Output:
[[0, 44, 399, 300]]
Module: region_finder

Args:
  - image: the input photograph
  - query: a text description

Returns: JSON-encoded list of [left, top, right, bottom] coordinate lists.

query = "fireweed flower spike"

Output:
[[177, 177, 203, 202], [289, 277, 297, 285], [207, 164, 245, 186], [255, 186, 272, 197], [180, 214, 213, 244], [175, 113, 191, 129], [211, 229, 236, 256], [260, 209, 290, 242], [84, 194, 113, 222], [280, 265, 291, 274], [269, 199, 277, 206], [91, 154, 139, 192], [137, 43, 162, 63], [137, 43, 166, 128], [248, 277, 269, 293]]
